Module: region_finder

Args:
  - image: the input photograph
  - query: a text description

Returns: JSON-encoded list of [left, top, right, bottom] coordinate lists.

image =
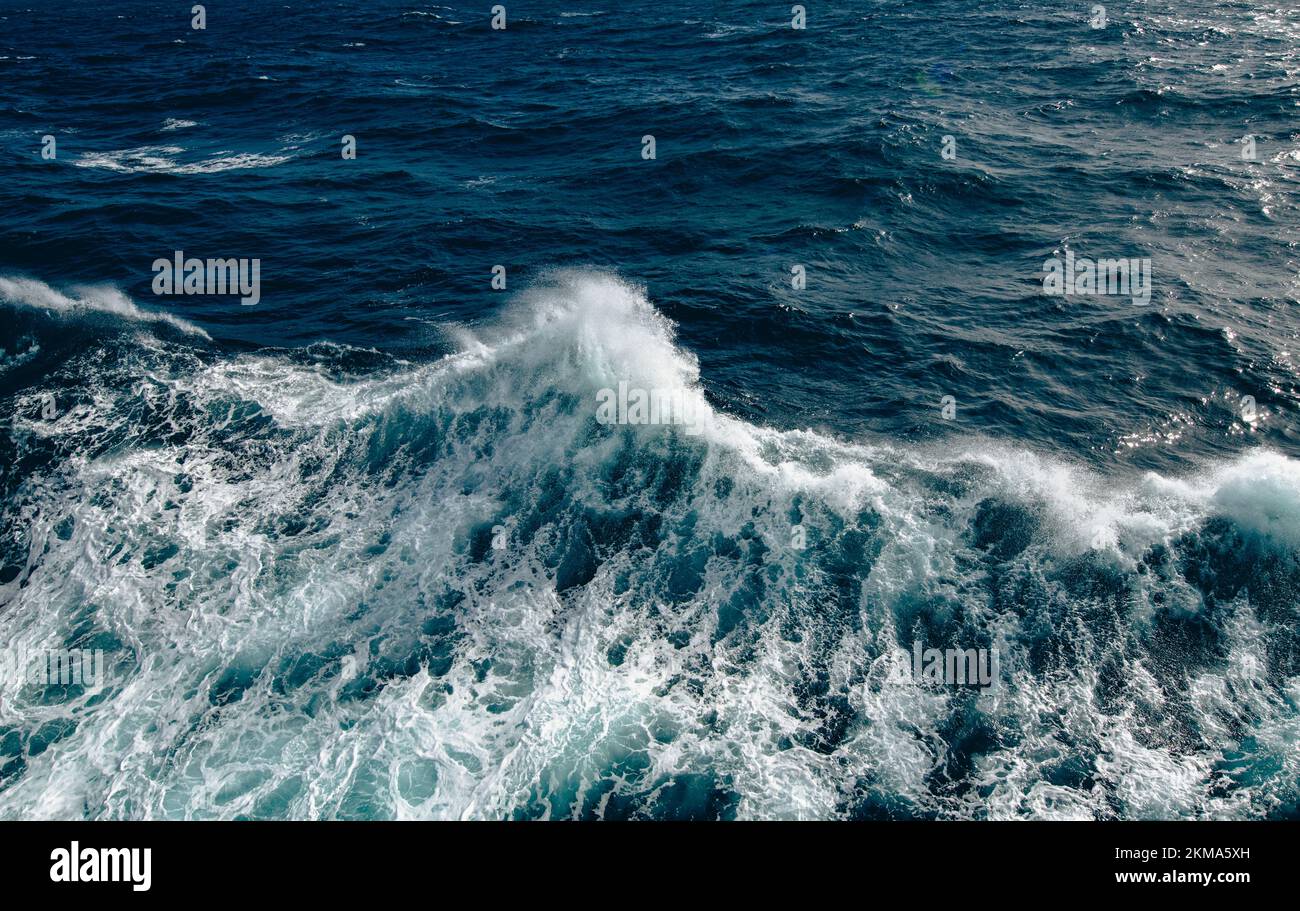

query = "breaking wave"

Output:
[[0, 276, 209, 338], [0, 271, 1296, 819]]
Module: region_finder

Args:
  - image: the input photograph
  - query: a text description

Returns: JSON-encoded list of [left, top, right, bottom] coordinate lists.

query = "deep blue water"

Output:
[[0, 1, 1298, 819]]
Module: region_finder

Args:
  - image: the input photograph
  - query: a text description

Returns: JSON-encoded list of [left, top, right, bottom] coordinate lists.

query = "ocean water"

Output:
[[0, 0, 1298, 820]]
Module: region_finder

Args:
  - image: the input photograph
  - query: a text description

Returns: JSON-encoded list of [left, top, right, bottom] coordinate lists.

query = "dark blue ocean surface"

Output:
[[0, 0, 1297, 819]]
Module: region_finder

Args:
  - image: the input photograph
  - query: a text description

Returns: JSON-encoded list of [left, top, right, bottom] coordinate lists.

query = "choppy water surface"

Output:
[[0, 1, 1298, 818]]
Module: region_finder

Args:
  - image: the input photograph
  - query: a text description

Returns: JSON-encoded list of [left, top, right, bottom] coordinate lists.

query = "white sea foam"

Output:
[[0, 275, 209, 338], [0, 270, 1295, 820], [74, 145, 290, 175]]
